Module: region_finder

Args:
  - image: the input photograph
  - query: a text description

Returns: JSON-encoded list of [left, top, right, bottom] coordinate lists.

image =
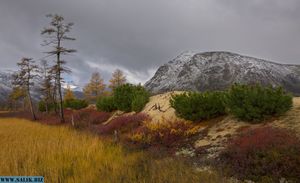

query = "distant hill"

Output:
[[0, 71, 13, 103], [145, 51, 300, 95], [0, 71, 84, 104]]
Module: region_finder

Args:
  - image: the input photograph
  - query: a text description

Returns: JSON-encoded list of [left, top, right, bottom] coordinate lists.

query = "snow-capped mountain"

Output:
[[145, 51, 300, 95]]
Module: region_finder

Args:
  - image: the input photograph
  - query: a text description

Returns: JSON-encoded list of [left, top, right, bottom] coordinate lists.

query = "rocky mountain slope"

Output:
[[145, 51, 300, 95]]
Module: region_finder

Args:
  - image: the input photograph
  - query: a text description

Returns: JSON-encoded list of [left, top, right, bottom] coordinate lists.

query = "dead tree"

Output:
[[149, 103, 167, 112]]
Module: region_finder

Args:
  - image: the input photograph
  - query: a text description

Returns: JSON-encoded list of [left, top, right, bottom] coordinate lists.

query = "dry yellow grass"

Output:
[[272, 97, 300, 136], [0, 118, 227, 183]]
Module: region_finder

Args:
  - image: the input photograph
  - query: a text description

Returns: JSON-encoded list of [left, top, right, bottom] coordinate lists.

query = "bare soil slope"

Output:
[[142, 91, 187, 123]]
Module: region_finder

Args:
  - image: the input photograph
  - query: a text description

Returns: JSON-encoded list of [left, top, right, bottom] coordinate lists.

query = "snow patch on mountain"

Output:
[[145, 51, 300, 95]]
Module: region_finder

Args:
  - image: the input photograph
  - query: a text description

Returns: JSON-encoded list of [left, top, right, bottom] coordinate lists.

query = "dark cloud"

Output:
[[0, 0, 299, 87]]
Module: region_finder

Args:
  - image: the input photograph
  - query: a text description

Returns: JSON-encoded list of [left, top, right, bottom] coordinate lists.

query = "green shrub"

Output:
[[113, 84, 149, 112], [170, 91, 226, 121], [131, 87, 150, 112], [96, 96, 117, 112], [64, 99, 88, 110], [225, 84, 293, 122], [113, 84, 134, 112], [131, 95, 149, 112]]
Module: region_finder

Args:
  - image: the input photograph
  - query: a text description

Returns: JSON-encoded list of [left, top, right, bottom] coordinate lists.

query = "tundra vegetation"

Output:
[[170, 84, 293, 123], [225, 84, 293, 122], [170, 91, 226, 121], [96, 83, 150, 113], [219, 127, 300, 182], [0, 118, 226, 183]]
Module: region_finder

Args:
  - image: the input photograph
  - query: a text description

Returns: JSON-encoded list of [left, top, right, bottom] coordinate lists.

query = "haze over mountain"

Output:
[[145, 51, 300, 95]]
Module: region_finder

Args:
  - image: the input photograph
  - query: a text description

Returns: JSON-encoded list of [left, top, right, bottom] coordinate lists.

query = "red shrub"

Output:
[[39, 114, 64, 125], [72, 109, 111, 129], [130, 121, 194, 147], [220, 127, 300, 182], [97, 113, 148, 134]]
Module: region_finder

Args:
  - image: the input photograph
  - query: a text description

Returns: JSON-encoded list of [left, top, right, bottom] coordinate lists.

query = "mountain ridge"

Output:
[[145, 51, 300, 95]]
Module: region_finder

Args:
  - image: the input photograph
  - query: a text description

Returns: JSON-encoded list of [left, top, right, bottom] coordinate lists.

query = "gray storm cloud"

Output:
[[0, 0, 299, 87]]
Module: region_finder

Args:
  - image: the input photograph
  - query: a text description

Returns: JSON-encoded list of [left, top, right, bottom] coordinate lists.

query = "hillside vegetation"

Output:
[[0, 118, 227, 183]]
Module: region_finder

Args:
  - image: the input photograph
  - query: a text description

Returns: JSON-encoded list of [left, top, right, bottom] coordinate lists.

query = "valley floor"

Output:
[[0, 97, 299, 182], [0, 118, 227, 183]]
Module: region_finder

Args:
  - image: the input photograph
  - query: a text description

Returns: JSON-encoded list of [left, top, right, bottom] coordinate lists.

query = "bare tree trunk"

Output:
[[57, 50, 65, 123], [45, 98, 49, 114], [27, 89, 36, 120], [52, 86, 58, 114], [23, 99, 25, 111], [58, 76, 65, 123]]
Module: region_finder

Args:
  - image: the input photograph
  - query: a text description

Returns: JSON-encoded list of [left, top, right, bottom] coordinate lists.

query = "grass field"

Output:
[[0, 118, 226, 183]]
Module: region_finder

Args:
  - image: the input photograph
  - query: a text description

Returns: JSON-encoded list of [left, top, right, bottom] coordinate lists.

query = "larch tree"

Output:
[[83, 72, 106, 102], [41, 14, 76, 122], [109, 69, 126, 90], [64, 85, 75, 101], [12, 58, 38, 120], [9, 87, 26, 111]]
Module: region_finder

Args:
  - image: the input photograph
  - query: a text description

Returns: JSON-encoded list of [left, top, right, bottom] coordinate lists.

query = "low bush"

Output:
[[219, 127, 300, 182], [72, 109, 111, 129], [114, 84, 149, 112], [225, 84, 293, 122], [130, 120, 201, 147], [97, 113, 148, 134], [96, 96, 117, 112], [170, 92, 226, 122], [64, 99, 88, 110]]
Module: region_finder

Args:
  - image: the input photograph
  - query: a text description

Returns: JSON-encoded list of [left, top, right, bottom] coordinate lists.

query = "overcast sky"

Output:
[[0, 0, 300, 88]]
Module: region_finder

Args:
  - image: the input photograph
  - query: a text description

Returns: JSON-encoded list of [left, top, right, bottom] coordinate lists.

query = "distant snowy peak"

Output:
[[145, 51, 300, 95]]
